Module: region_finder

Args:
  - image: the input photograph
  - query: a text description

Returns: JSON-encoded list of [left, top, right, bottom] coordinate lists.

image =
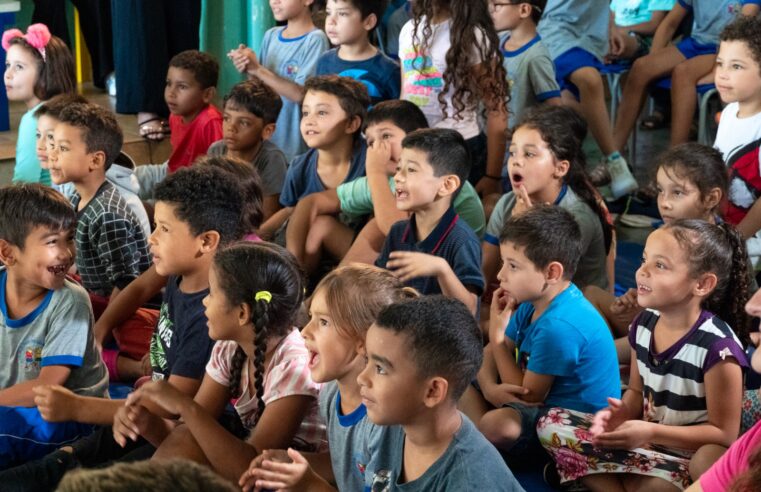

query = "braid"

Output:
[[711, 223, 752, 346], [228, 345, 247, 398], [250, 299, 270, 428]]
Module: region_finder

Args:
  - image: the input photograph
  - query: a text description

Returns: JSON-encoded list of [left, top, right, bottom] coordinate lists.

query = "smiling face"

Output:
[[325, 0, 373, 46], [656, 166, 713, 224], [47, 123, 95, 185], [8, 225, 75, 291], [393, 147, 448, 212], [36, 114, 58, 170], [150, 201, 204, 277], [715, 40, 761, 106], [222, 102, 267, 152], [365, 120, 407, 175], [165, 66, 208, 120], [4, 44, 40, 106], [496, 240, 547, 304], [300, 89, 353, 149], [507, 126, 566, 202]]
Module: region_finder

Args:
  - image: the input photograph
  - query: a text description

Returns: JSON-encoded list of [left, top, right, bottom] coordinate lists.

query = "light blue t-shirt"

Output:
[[13, 103, 50, 186], [611, 0, 676, 27], [505, 284, 620, 414], [678, 0, 744, 47], [537, 0, 610, 60], [259, 27, 329, 162]]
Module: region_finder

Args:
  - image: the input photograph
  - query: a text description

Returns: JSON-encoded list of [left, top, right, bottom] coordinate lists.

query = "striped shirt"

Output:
[[206, 329, 326, 449], [629, 309, 747, 427]]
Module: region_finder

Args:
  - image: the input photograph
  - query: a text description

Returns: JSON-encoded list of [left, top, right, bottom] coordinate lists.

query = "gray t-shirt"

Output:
[[484, 187, 608, 289], [500, 34, 561, 128], [0, 269, 108, 397], [207, 139, 288, 197], [364, 413, 524, 491], [538, 0, 609, 60], [319, 381, 383, 491]]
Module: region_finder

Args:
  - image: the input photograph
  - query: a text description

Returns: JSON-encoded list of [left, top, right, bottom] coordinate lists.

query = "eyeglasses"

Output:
[[487, 1, 543, 14]]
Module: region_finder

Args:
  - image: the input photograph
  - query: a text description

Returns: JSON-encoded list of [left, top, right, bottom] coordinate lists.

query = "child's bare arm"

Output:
[[743, 4, 760, 16], [651, 3, 687, 51], [33, 385, 124, 425], [229, 44, 305, 103], [521, 371, 554, 404], [262, 194, 282, 222], [473, 61, 509, 197], [241, 449, 337, 492], [259, 206, 294, 240], [491, 338, 524, 387], [285, 191, 341, 262], [619, 10, 668, 36], [366, 141, 407, 234], [736, 198, 761, 240], [0, 366, 70, 406]]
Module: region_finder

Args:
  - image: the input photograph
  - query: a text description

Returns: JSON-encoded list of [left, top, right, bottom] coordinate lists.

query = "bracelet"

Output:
[[484, 174, 501, 181]]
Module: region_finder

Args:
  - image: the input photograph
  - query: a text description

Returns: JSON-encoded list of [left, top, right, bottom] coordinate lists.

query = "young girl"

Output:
[[585, 143, 728, 349], [239, 264, 417, 491], [115, 242, 325, 484], [2, 23, 75, 185], [539, 220, 751, 491], [400, 0, 509, 195], [482, 105, 612, 293]]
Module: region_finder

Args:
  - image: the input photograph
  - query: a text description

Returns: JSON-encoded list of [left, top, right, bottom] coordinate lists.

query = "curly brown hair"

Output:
[[720, 14, 761, 75]]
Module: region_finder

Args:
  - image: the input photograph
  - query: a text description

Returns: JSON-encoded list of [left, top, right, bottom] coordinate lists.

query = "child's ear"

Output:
[[553, 159, 570, 180], [90, 150, 107, 172], [694, 272, 718, 298], [198, 230, 221, 254], [702, 187, 722, 212], [238, 302, 252, 326], [0, 239, 17, 266], [261, 123, 277, 141], [544, 261, 565, 284], [355, 338, 366, 358], [423, 376, 449, 408], [438, 175, 461, 198], [519, 3, 533, 19], [345, 115, 363, 135], [362, 13, 379, 32], [202, 86, 216, 105]]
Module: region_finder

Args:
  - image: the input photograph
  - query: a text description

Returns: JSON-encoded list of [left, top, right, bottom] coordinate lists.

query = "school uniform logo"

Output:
[[282, 60, 300, 79], [21, 339, 43, 372]]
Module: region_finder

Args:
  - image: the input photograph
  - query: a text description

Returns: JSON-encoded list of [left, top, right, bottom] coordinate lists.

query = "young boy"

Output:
[[490, 0, 561, 128], [375, 128, 484, 314], [0, 184, 108, 468], [35, 94, 151, 239], [359, 296, 524, 490], [607, 0, 675, 63], [1, 166, 244, 488], [208, 79, 287, 221], [286, 100, 485, 272], [260, 75, 370, 242], [468, 206, 619, 458], [48, 103, 151, 302], [135, 50, 223, 197], [229, 0, 329, 161], [317, 0, 400, 105]]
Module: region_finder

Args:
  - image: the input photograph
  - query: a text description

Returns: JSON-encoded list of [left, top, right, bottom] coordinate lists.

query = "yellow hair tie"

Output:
[[254, 291, 272, 303]]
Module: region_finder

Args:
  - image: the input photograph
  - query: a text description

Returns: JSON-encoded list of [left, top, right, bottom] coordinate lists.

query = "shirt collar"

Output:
[[402, 207, 459, 254]]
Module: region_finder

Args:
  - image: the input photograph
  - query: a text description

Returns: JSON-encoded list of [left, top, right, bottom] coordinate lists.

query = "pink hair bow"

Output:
[[2, 24, 52, 61]]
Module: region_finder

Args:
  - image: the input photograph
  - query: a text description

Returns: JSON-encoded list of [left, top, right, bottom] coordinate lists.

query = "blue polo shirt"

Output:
[[376, 207, 484, 296]]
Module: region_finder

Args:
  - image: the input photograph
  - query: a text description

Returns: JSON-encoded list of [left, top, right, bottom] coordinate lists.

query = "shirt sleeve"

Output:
[[484, 193, 515, 245], [280, 155, 307, 207], [257, 147, 288, 197], [41, 287, 92, 367], [648, 0, 677, 11], [450, 233, 485, 294], [201, 116, 224, 154], [264, 336, 320, 404], [527, 52, 561, 101], [94, 212, 144, 289], [205, 340, 237, 387], [293, 31, 330, 85], [703, 336, 749, 372], [337, 177, 374, 216]]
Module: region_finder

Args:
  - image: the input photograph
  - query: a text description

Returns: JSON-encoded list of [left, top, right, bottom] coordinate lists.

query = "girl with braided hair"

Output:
[[117, 242, 324, 483]]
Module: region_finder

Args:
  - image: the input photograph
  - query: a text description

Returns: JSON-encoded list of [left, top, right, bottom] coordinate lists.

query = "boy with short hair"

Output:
[[469, 206, 619, 458], [375, 128, 484, 314], [260, 75, 370, 241], [318, 0, 401, 105], [358, 296, 524, 490], [1, 166, 244, 489], [48, 103, 151, 301], [208, 79, 287, 221], [35, 94, 152, 239], [489, 0, 561, 128], [0, 184, 108, 467], [286, 100, 485, 273]]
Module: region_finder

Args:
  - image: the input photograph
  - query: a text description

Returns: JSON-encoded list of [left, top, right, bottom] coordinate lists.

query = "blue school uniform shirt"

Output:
[[537, 0, 610, 60], [259, 27, 329, 161], [505, 284, 620, 413], [376, 207, 484, 296], [13, 102, 50, 186], [678, 0, 745, 48], [279, 141, 368, 207], [316, 49, 401, 105]]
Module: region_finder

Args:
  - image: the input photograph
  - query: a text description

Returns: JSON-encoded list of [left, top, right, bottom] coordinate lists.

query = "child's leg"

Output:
[[689, 444, 727, 481], [478, 407, 523, 451], [151, 424, 209, 465], [568, 67, 617, 156], [340, 218, 386, 266], [302, 215, 355, 274], [669, 54, 716, 145], [622, 474, 680, 492], [613, 46, 686, 151], [581, 474, 628, 492], [457, 385, 491, 425]]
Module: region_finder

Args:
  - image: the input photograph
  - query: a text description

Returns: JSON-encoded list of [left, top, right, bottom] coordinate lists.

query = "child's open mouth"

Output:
[[308, 350, 320, 369], [511, 173, 524, 185], [47, 264, 69, 277], [637, 283, 652, 294], [396, 189, 409, 201]]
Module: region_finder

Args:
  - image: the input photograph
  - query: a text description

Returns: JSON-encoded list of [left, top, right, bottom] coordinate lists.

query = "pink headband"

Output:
[[2, 24, 52, 61]]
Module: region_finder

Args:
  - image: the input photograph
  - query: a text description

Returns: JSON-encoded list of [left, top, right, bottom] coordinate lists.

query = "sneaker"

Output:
[[607, 155, 638, 199], [588, 164, 612, 187]]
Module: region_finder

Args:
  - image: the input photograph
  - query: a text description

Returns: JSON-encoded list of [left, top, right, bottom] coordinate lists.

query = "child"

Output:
[[135, 50, 223, 197], [229, 0, 329, 161], [317, 0, 400, 105], [375, 128, 484, 314], [0, 166, 244, 489], [467, 206, 619, 460], [286, 100, 485, 273], [239, 265, 417, 491], [586, 143, 727, 346], [607, 0, 675, 63], [537, 0, 637, 199], [47, 103, 151, 303], [539, 220, 751, 490], [260, 75, 370, 241], [208, 79, 287, 221], [489, 0, 562, 128], [0, 184, 107, 468], [359, 296, 523, 490], [482, 106, 611, 293], [612, 0, 754, 150], [399, 0, 509, 195], [713, 15, 761, 270], [118, 242, 324, 484], [35, 93, 152, 239], [2, 23, 75, 186]]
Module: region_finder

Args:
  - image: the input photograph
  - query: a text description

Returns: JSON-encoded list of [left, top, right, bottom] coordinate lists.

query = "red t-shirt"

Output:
[[167, 104, 223, 172]]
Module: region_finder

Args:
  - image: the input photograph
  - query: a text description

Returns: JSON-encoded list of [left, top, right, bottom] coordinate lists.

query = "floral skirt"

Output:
[[537, 408, 693, 490]]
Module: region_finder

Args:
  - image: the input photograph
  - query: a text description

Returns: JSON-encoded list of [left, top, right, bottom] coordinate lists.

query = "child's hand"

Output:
[[386, 251, 444, 282], [607, 28, 626, 60], [590, 397, 630, 438], [610, 288, 638, 316], [113, 403, 150, 447], [511, 184, 535, 216], [366, 139, 393, 176], [484, 382, 538, 408], [591, 419, 654, 450], [240, 448, 309, 492], [489, 287, 516, 345], [140, 352, 152, 377], [750, 331, 761, 348], [228, 43, 259, 76], [33, 385, 79, 422], [125, 380, 187, 418]]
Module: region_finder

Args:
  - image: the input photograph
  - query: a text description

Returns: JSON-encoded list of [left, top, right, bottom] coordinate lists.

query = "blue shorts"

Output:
[[675, 37, 717, 59], [553, 48, 605, 99]]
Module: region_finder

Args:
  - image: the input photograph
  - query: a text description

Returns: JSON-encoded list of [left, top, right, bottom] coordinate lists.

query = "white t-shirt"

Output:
[[715, 102, 761, 174], [398, 17, 486, 139]]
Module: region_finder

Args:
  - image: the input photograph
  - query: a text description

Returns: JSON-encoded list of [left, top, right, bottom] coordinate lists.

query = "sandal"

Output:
[[138, 116, 170, 141], [639, 111, 668, 131]]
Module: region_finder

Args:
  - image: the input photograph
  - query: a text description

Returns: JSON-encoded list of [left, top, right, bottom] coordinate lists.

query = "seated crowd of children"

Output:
[[5, 0, 761, 490]]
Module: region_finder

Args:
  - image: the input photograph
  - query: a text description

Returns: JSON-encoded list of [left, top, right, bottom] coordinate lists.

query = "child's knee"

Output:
[[570, 67, 604, 93], [629, 56, 658, 85], [478, 408, 523, 448], [689, 444, 727, 481], [304, 215, 335, 252]]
